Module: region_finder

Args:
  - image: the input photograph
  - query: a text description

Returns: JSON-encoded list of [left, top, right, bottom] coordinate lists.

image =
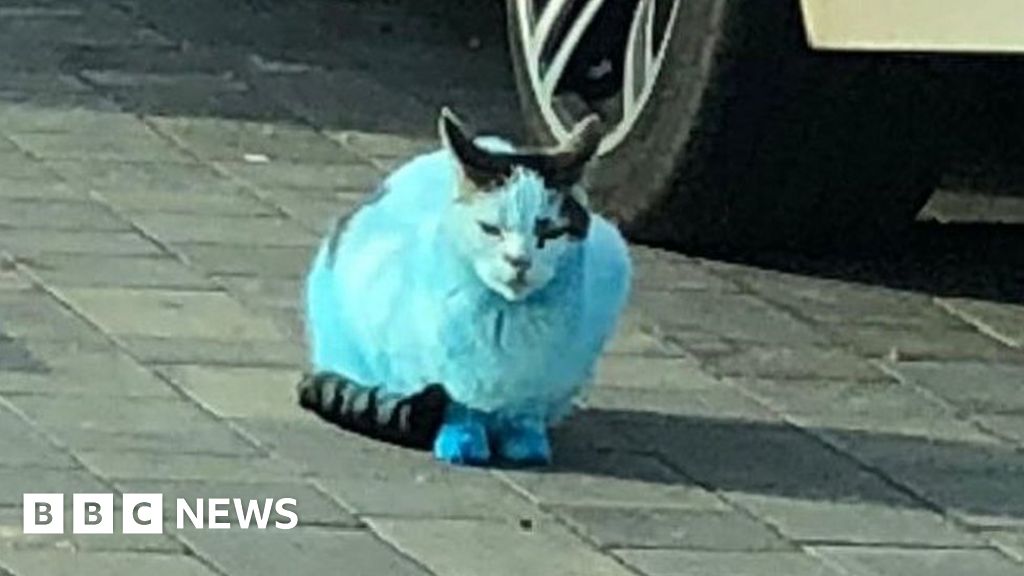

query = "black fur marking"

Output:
[[297, 372, 449, 450], [560, 195, 591, 240], [326, 183, 392, 266], [442, 113, 597, 190]]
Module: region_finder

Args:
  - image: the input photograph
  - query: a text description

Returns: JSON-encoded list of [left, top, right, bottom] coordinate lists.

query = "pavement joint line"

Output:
[[933, 296, 1022, 349], [5, 257, 276, 459], [872, 359, 1024, 449], [489, 467, 698, 575], [711, 373, 972, 526]]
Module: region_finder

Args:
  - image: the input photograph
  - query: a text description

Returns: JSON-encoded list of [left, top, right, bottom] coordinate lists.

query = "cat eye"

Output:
[[478, 222, 503, 237]]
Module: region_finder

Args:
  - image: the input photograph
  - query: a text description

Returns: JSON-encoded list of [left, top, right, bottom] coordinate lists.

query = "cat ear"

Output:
[[545, 114, 604, 186], [438, 107, 507, 191]]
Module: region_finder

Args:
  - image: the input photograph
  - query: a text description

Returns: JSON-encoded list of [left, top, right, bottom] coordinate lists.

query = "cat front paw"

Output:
[[493, 420, 552, 467], [433, 422, 491, 465]]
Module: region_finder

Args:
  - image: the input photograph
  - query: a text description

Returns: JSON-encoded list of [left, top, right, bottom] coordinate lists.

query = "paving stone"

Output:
[[548, 410, 649, 453], [176, 244, 312, 278], [631, 254, 738, 292], [334, 131, 434, 159], [47, 158, 239, 195], [0, 260, 32, 291], [7, 394, 258, 455], [0, 178, 82, 201], [0, 229, 162, 257], [0, 550, 217, 576], [614, 550, 846, 576], [213, 275, 302, 310], [119, 336, 304, 368], [0, 404, 75, 468], [594, 354, 721, 391], [701, 346, 887, 381], [833, 323, 1024, 363], [10, 128, 193, 163], [117, 479, 360, 527], [182, 527, 429, 576], [629, 418, 906, 505], [501, 450, 726, 510], [0, 467, 107, 507], [0, 5, 159, 48], [132, 212, 317, 247], [603, 309, 688, 357], [0, 289, 108, 345], [893, 361, 1024, 413], [271, 196, 358, 234], [556, 505, 792, 550], [151, 117, 350, 163], [21, 253, 215, 290], [660, 329, 737, 356], [0, 199, 128, 230], [940, 298, 1024, 349], [978, 414, 1024, 446], [728, 493, 980, 546], [584, 386, 777, 423], [0, 506, 184, 553], [835, 438, 1024, 529], [638, 291, 827, 346], [991, 532, 1024, 563], [3, 344, 175, 397], [213, 159, 381, 192], [0, 150, 55, 180], [0, 73, 88, 95], [369, 517, 636, 576], [254, 68, 435, 137], [812, 546, 1024, 576], [734, 379, 992, 444], [76, 450, 299, 481], [241, 417, 536, 519], [0, 94, 126, 134], [158, 365, 304, 420], [734, 269, 960, 329], [60, 287, 285, 341], [0, 336, 47, 373], [96, 186, 276, 215]]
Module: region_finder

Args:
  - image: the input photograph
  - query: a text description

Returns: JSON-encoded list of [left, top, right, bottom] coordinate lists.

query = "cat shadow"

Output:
[[545, 408, 1024, 521]]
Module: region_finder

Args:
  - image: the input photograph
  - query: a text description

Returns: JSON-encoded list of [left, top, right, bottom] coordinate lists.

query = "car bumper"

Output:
[[801, 0, 1024, 54]]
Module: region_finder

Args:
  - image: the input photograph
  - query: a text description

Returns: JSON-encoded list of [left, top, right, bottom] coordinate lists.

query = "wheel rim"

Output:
[[514, 0, 683, 155]]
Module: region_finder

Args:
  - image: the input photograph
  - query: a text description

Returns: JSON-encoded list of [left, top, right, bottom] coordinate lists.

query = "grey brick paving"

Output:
[[0, 1, 1022, 575], [614, 550, 847, 576], [369, 517, 636, 576], [812, 546, 1024, 576], [0, 550, 216, 576], [554, 506, 793, 551]]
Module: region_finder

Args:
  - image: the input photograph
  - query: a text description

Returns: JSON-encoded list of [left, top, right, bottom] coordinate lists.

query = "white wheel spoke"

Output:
[[531, 0, 576, 61], [515, 0, 683, 153], [540, 0, 605, 99], [623, 0, 653, 115]]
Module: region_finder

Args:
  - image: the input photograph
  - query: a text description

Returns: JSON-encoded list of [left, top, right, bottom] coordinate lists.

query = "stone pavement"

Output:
[[1, 1, 1024, 575]]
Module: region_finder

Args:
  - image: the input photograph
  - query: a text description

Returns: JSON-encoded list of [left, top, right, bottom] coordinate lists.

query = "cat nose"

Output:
[[504, 254, 531, 271]]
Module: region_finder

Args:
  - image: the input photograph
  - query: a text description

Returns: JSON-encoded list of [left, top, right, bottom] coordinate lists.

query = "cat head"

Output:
[[439, 107, 603, 302]]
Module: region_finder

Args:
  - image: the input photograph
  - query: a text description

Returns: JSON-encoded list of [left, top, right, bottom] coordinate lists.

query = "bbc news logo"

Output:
[[24, 494, 298, 534]]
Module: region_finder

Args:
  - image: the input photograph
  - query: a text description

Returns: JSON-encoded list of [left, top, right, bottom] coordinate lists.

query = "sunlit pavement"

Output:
[[1, 2, 1023, 575]]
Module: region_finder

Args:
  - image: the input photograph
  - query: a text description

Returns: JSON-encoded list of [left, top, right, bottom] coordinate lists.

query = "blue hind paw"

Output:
[[433, 406, 491, 465], [494, 419, 552, 466]]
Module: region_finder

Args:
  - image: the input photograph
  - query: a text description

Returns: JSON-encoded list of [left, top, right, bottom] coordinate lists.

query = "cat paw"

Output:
[[494, 421, 552, 466], [433, 422, 491, 465]]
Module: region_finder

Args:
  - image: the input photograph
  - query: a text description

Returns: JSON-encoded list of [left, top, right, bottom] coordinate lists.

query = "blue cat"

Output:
[[304, 108, 631, 466]]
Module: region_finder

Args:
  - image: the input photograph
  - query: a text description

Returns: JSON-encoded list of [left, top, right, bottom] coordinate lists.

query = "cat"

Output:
[[303, 107, 631, 465]]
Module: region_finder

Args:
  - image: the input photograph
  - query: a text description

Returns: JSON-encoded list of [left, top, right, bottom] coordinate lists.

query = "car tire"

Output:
[[506, 0, 950, 253]]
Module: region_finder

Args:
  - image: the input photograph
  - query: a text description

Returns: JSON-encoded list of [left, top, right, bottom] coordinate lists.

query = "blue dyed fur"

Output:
[[305, 117, 631, 465]]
